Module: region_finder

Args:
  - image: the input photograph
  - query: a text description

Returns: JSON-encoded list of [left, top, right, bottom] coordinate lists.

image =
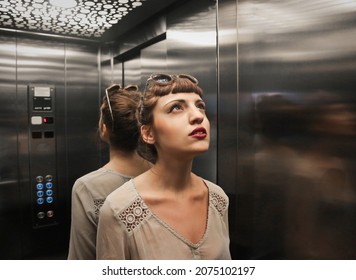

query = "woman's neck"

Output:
[[148, 156, 196, 192]]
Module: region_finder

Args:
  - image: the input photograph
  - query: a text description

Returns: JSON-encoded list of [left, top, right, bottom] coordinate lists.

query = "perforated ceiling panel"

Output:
[[0, 0, 147, 38]]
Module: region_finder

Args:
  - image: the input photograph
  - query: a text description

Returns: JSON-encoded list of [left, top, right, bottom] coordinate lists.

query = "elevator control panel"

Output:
[[28, 85, 58, 228]]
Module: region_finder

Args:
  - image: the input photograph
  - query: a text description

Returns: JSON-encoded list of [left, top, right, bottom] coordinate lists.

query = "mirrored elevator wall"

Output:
[[0, 30, 101, 259], [237, 0, 356, 259]]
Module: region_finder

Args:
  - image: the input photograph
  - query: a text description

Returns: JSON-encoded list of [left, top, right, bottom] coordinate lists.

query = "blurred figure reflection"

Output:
[[253, 91, 356, 259], [284, 91, 356, 259], [252, 93, 302, 259]]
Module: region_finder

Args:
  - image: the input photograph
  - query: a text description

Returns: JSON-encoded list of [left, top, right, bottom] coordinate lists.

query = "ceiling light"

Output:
[[0, 0, 147, 38], [49, 0, 78, 9]]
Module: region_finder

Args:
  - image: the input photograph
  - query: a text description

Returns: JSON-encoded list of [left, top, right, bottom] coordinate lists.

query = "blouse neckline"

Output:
[[130, 179, 211, 249]]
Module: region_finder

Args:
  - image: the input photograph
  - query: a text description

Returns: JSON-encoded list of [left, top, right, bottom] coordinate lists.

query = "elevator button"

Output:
[[47, 210, 54, 218], [32, 131, 42, 138], [37, 212, 45, 219], [37, 191, 44, 197], [36, 183, 44, 190], [45, 175, 52, 181], [46, 197, 53, 203], [46, 182, 53, 189], [46, 189, 53, 196], [44, 131, 54, 138], [36, 176, 44, 182], [37, 198, 44, 205], [31, 116, 42, 125]]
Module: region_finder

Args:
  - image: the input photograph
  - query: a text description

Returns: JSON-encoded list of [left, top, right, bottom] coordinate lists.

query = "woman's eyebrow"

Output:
[[163, 97, 204, 107], [163, 99, 186, 107]]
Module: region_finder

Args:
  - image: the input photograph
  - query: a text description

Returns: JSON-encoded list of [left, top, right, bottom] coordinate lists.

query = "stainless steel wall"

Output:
[[140, 40, 167, 86], [124, 56, 141, 86], [238, 0, 356, 259], [0, 31, 20, 259], [3, 0, 356, 260], [16, 35, 66, 258], [0, 31, 101, 259], [216, 0, 239, 258]]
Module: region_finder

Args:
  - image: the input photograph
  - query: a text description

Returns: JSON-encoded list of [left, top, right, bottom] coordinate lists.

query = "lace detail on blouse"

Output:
[[94, 199, 105, 216], [210, 192, 227, 216], [118, 197, 151, 232]]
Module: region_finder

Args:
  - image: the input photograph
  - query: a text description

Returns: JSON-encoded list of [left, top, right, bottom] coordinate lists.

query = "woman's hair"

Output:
[[100, 87, 141, 152], [138, 75, 204, 162]]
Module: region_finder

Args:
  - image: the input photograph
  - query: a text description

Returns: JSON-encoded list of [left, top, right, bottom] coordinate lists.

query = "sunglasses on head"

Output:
[[148, 73, 198, 85], [105, 83, 139, 127], [142, 73, 199, 98]]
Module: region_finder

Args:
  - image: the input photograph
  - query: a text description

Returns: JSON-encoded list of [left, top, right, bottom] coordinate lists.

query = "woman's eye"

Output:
[[197, 102, 206, 110], [169, 104, 182, 112]]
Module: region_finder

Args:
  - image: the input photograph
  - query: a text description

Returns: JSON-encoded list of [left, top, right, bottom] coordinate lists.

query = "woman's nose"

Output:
[[189, 106, 205, 124]]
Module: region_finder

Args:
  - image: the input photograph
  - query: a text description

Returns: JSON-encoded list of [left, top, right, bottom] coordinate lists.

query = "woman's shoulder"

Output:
[[101, 179, 152, 233], [202, 179, 228, 197], [103, 179, 140, 213], [72, 168, 131, 197], [77, 168, 131, 183], [202, 179, 229, 215]]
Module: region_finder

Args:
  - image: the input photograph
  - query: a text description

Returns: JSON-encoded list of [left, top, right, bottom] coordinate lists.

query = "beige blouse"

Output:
[[68, 168, 132, 260], [96, 179, 231, 260]]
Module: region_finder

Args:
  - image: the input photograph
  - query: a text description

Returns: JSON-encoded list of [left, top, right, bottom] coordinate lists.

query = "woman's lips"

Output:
[[189, 127, 207, 139]]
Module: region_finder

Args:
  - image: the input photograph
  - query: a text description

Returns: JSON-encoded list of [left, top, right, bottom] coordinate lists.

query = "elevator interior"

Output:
[[1, 0, 356, 260]]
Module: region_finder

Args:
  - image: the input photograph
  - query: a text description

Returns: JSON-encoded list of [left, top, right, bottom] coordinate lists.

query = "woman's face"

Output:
[[145, 92, 210, 159]]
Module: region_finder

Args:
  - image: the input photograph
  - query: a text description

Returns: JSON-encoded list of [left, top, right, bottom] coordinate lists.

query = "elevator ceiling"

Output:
[[0, 0, 178, 40]]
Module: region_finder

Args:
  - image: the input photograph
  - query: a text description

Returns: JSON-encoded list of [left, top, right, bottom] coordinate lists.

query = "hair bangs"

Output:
[[147, 77, 204, 97], [171, 78, 203, 96]]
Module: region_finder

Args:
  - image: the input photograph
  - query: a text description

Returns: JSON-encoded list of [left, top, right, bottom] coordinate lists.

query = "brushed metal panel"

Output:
[[238, 0, 356, 259], [166, 0, 217, 182], [113, 61, 123, 86], [216, 0, 239, 259], [123, 56, 141, 86], [141, 40, 168, 88], [16, 35, 67, 258], [0, 32, 21, 259], [65, 42, 101, 188]]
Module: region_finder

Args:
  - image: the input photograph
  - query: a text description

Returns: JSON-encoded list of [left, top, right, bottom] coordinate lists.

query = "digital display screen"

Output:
[[34, 86, 51, 97], [33, 97, 52, 111]]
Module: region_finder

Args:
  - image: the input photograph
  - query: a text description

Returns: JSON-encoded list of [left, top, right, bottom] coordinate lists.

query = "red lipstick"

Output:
[[189, 127, 207, 139]]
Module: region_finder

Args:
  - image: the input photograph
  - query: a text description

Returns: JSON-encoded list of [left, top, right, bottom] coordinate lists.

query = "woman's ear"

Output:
[[141, 125, 155, 144], [99, 122, 109, 143]]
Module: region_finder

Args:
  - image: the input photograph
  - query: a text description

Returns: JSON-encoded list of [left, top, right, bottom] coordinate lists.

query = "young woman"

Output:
[[96, 74, 231, 259], [67, 84, 151, 259]]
